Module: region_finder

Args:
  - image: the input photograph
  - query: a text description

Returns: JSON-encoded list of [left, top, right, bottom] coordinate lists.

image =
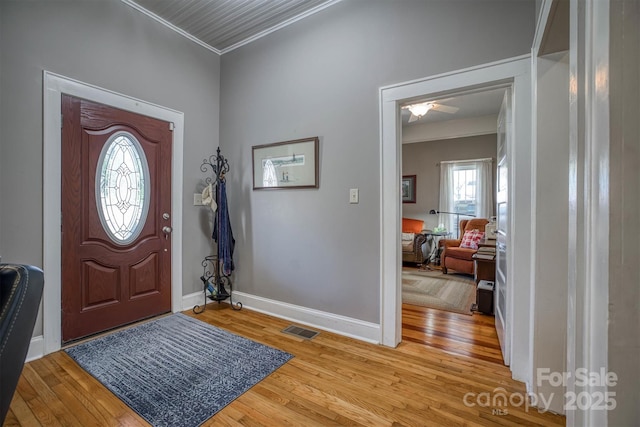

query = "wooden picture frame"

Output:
[[252, 137, 319, 190], [402, 175, 416, 203]]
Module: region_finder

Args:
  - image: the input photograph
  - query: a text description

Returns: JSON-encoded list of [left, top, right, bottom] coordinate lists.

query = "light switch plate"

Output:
[[193, 193, 202, 206], [349, 188, 359, 204]]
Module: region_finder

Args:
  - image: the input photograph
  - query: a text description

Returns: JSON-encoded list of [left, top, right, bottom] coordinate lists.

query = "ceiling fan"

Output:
[[402, 101, 459, 123]]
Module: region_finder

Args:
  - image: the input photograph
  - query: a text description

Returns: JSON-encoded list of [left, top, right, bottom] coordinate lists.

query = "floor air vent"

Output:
[[282, 325, 319, 340]]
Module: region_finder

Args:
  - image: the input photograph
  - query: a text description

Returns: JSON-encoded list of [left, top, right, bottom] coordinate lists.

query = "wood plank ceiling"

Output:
[[126, 0, 341, 54]]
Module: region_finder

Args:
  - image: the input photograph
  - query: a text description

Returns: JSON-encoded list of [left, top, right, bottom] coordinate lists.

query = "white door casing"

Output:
[[43, 71, 184, 355], [379, 55, 532, 384]]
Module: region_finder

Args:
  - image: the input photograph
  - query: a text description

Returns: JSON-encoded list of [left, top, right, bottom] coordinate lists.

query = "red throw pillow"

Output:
[[460, 229, 485, 250]]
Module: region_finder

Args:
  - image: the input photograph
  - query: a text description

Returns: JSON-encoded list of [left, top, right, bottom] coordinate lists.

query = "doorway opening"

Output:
[[379, 54, 532, 383], [399, 85, 506, 320]]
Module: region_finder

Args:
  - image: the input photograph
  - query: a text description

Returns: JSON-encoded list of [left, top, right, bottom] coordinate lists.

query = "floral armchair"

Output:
[[439, 218, 489, 275], [402, 218, 427, 265]]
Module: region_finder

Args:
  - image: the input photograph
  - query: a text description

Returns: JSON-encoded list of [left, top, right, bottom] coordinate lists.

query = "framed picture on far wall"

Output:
[[402, 175, 416, 203], [252, 137, 319, 190]]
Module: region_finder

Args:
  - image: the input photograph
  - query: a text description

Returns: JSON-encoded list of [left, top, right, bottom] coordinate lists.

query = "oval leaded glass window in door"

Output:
[[96, 132, 150, 245]]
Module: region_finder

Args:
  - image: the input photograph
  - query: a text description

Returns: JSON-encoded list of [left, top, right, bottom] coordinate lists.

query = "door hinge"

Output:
[[61, 113, 63, 128], [169, 122, 175, 131]]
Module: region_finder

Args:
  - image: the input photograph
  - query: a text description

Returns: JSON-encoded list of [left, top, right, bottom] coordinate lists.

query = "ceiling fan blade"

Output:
[[431, 104, 459, 114], [408, 114, 419, 123]]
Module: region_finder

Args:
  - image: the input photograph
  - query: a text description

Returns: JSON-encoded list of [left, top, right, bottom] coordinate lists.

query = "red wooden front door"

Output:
[[61, 95, 172, 343]]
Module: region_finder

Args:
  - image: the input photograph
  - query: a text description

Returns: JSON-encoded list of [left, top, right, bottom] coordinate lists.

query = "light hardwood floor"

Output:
[[5, 303, 565, 426]]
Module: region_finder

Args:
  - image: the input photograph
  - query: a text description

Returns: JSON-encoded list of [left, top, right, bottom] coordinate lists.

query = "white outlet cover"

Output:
[[193, 193, 202, 205], [349, 188, 359, 204]]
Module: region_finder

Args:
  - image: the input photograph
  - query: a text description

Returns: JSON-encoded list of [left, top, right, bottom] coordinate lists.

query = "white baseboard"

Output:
[[26, 335, 44, 362], [28, 292, 380, 362], [27, 292, 215, 362], [182, 291, 233, 312], [181, 290, 212, 311], [232, 291, 381, 344], [184, 290, 380, 343]]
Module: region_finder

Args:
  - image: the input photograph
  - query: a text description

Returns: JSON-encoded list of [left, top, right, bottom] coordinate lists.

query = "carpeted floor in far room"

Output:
[[402, 265, 476, 315]]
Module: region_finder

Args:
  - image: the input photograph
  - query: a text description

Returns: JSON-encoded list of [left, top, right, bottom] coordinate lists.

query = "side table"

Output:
[[474, 238, 496, 284], [420, 230, 451, 267], [474, 257, 496, 284]]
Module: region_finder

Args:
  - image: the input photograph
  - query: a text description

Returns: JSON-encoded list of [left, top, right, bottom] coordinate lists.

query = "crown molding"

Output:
[[121, 0, 344, 56], [121, 0, 222, 55], [219, 0, 344, 54]]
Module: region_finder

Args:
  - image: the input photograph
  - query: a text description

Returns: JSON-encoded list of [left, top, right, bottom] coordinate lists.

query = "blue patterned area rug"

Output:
[[65, 313, 293, 427]]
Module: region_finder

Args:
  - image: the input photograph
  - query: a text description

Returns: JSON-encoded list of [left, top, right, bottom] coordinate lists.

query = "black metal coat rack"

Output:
[[193, 147, 242, 313]]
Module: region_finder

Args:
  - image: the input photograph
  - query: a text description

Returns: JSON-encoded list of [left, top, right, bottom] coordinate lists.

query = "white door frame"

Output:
[[378, 54, 532, 382], [42, 71, 184, 355], [566, 0, 611, 424]]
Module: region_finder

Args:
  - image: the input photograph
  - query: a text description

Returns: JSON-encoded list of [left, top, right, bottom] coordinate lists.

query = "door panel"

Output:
[[495, 88, 511, 366], [129, 253, 160, 297], [62, 95, 172, 343], [82, 261, 119, 309]]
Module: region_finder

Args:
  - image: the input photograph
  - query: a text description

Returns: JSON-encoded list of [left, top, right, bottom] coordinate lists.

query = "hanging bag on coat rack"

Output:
[[193, 147, 241, 314]]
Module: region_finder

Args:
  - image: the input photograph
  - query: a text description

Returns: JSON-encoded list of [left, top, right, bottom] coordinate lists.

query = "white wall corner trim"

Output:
[[26, 336, 44, 362], [182, 291, 212, 312], [582, 0, 610, 425], [231, 291, 381, 344], [533, 0, 556, 52], [42, 71, 184, 355]]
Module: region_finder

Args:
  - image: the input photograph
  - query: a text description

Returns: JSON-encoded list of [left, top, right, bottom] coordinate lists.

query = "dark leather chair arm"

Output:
[[0, 264, 44, 424]]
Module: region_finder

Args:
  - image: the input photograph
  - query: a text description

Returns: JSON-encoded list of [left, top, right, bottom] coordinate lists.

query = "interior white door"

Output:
[[495, 88, 511, 366]]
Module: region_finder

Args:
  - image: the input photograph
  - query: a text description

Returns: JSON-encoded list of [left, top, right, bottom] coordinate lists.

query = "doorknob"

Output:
[[162, 226, 172, 234]]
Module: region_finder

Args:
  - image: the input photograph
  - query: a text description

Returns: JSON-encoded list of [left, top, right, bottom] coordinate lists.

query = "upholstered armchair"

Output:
[[402, 218, 427, 265], [1, 264, 44, 424], [439, 218, 489, 275]]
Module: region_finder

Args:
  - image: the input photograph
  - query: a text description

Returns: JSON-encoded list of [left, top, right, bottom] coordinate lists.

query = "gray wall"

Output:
[[402, 135, 497, 231], [0, 1, 220, 334], [535, 0, 543, 23], [608, 0, 640, 422], [220, 0, 536, 323]]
